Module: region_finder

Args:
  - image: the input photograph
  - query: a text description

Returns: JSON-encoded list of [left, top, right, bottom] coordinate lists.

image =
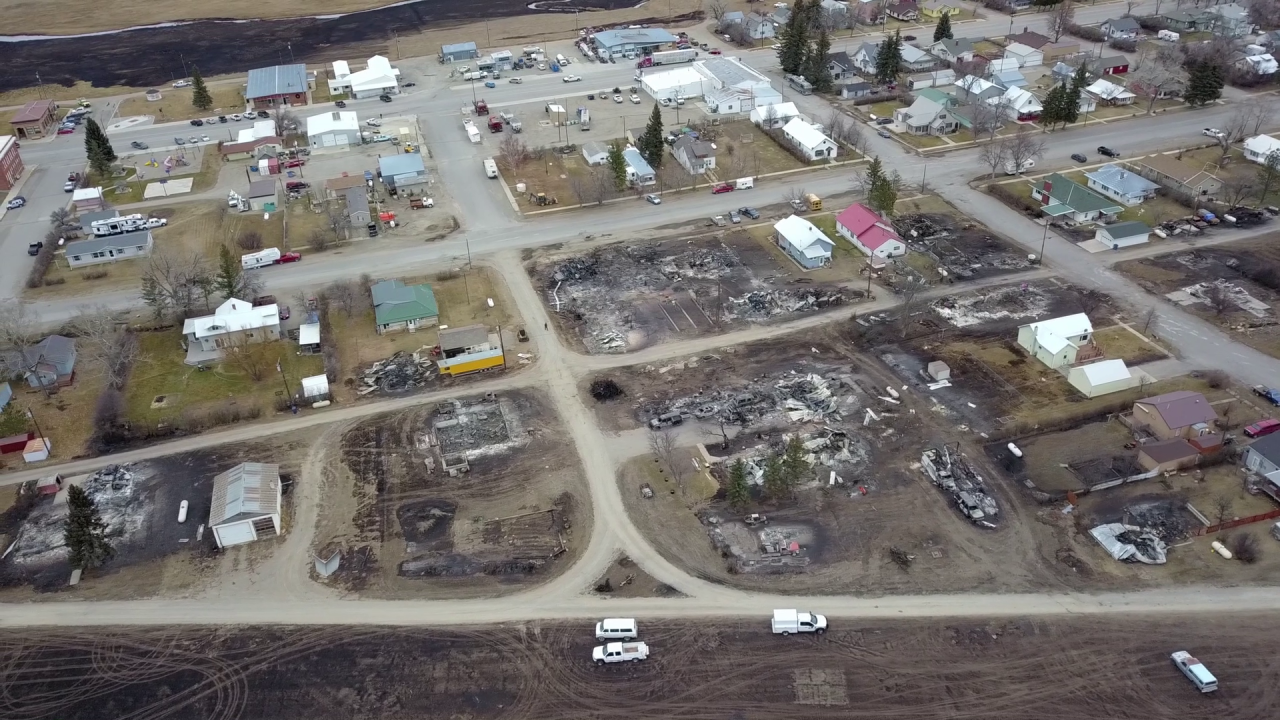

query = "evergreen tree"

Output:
[[606, 141, 628, 191], [215, 244, 242, 299], [874, 32, 903, 85], [1185, 61, 1223, 107], [933, 13, 953, 43], [1039, 84, 1066, 129], [64, 485, 114, 570], [1070, 64, 1088, 94], [864, 156, 898, 215], [727, 459, 751, 510], [803, 28, 834, 93], [190, 66, 213, 111], [763, 455, 787, 500], [1058, 82, 1080, 126], [639, 103, 665, 168], [781, 435, 808, 489], [140, 274, 166, 319], [83, 118, 117, 176], [777, 0, 811, 75]]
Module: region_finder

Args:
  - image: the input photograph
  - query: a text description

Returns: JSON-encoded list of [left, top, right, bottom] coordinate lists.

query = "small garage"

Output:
[[305, 110, 360, 150], [210, 462, 282, 549]]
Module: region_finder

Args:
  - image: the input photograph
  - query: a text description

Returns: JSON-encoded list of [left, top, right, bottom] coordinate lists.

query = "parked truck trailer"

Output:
[[463, 120, 481, 144], [637, 49, 697, 68]]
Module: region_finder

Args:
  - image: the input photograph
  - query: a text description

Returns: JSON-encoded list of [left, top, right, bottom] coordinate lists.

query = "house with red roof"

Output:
[[834, 203, 907, 259]]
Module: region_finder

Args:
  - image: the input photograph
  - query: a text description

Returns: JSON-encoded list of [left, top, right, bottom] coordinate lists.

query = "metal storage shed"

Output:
[[209, 463, 282, 549]]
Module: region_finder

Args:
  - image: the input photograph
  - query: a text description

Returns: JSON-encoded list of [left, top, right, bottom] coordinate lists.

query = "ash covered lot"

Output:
[[530, 234, 858, 354], [592, 331, 1057, 596], [2, 616, 1276, 720], [887, 211, 1033, 286], [0, 435, 307, 598], [310, 389, 589, 598]]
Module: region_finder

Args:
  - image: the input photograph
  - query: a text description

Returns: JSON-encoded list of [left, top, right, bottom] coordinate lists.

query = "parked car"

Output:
[[875, 117, 893, 125], [334, 100, 346, 108], [644, 193, 661, 205], [27, 241, 42, 256], [537, 62, 546, 70], [57, 127, 75, 135], [563, 74, 582, 82], [366, 118, 382, 127], [1202, 128, 1225, 138], [379, 94, 393, 102], [146, 217, 167, 228], [877, 129, 891, 138], [286, 181, 310, 191], [739, 206, 759, 219], [708, 48, 722, 55], [1071, 153, 1087, 163], [283, 158, 305, 168], [629, 93, 640, 103], [257, 111, 270, 118], [613, 94, 623, 103], [201, 134, 210, 142], [593, 642, 649, 665], [63, 180, 77, 192], [218, 116, 228, 123], [173, 79, 192, 88], [403, 82, 416, 88], [231, 113, 243, 121], [1245, 418, 1280, 438], [6, 195, 26, 209], [729, 210, 741, 224], [188, 136, 199, 143], [190, 119, 204, 126], [509, 77, 523, 84], [1097, 146, 1119, 157], [1253, 385, 1280, 405], [711, 182, 734, 194], [277, 252, 302, 263], [485, 81, 496, 88], [174, 137, 186, 145]]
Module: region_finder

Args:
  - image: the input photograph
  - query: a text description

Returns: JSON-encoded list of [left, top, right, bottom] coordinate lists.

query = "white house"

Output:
[[622, 147, 656, 186], [1003, 42, 1044, 68], [305, 110, 360, 150], [64, 231, 153, 268], [750, 101, 800, 129], [1094, 221, 1152, 249], [781, 117, 838, 161], [181, 298, 281, 365], [582, 141, 610, 166], [1100, 17, 1141, 40], [1244, 135, 1280, 164], [209, 462, 283, 549], [1016, 313, 1095, 369], [1239, 53, 1279, 75], [774, 215, 834, 269], [835, 202, 907, 258], [1068, 359, 1139, 398], [999, 86, 1042, 121], [672, 135, 716, 175], [1085, 164, 1159, 206], [1086, 78, 1136, 105], [328, 55, 400, 98]]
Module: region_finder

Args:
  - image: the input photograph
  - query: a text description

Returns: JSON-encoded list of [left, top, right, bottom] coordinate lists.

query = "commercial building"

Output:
[[210, 463, 283, 549], [64, 231, 154, 268], [698, 57, 782, 113], [640, 66, 708, 102], [440, 42, 480, 63], [9, 100, 57, 139], [328, 55, 401, 99], [71, 187, 105, 213], [245, 64, 311, 109], [305, 110, 360, 150], [378, 153, 428, 190], [0, 135, 24, 190], [591, 29, 678, 58]]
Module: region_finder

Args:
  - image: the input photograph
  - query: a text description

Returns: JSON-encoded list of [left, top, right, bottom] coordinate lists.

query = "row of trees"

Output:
[[777, 0, 835, 93], [1039, 66, 1088, 129], [84, 117, 117, 176]]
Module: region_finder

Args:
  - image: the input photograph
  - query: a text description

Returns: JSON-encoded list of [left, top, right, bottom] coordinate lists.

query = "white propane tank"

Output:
[[1211, 541, 1233, 559], [1007, 442, 1023, 458], [516, 182, 527, 193], [177, 500, 189, 523], [885, 386, 900, 399]]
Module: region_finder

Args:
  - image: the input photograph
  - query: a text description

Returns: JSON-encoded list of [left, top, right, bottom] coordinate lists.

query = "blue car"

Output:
[[485, 81, 496, 88]]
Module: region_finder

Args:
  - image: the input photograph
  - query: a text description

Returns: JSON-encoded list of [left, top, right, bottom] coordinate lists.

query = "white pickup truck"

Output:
[[593, 641, 649, 665], [772, 609, 827, 635]]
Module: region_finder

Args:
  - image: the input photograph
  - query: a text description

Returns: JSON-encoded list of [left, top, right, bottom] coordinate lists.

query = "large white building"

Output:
[[328, 55, 401, 99], [306, 110, 360, 150], [639, 57, 780, 113], [209, 463, 283, 549]]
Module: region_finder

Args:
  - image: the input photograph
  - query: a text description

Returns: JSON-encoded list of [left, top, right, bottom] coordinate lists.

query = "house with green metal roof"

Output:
[[370, 279, 439, 334], [1030, 173, 1123, 224]]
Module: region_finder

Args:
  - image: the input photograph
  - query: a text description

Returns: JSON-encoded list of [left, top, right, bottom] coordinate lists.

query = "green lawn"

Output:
[[125, 329, 324, 425], [898, 133, 948, 149], [1118, 194, 1191, 225], [864, 101, 901, 120]]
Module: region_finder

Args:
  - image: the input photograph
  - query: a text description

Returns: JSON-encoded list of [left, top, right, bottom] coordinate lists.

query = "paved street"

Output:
[[6, 0, 1280, 629]]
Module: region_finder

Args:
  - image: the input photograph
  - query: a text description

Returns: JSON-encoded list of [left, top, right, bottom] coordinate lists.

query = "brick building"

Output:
[[9, 100, 56, 139], [245, 64, 311, 109], [0, 135, 23, 190]]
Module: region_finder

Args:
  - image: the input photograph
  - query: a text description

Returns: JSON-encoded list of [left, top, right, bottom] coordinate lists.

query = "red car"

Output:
[[711, 183, 734, 194], [285, 181, 309, 191], [1245, 419, 1280, 438], [709, 48, 722, 55], [276, 252, 302, 263], [283, 159, 306, 168], [57, 127, 75, 135]]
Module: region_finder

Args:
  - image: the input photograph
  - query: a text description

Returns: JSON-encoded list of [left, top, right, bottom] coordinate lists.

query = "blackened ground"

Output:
[[0, 1, 683, 92], [1, 617, 1277, 720]]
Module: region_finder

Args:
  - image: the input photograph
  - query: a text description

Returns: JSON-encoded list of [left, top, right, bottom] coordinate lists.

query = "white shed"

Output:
[[306, 110, 360, 150], [1067, 359, 1137, 398], [209, 462, 282, 549]]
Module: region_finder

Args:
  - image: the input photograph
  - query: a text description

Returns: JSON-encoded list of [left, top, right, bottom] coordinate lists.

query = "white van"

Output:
[[735, 177, 754, 190], [595, 618, 638, 640], [483, 158, 499, 179], [1171, 651, 1218, 693], [555, 53, 569, 67]]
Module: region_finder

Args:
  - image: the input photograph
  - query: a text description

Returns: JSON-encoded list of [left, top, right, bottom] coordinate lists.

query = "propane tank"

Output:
[[1211, 541, 1233, 559]]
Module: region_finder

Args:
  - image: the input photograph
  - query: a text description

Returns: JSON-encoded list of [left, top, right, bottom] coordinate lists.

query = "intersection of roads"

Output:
[[4, 0, 1280, 627]]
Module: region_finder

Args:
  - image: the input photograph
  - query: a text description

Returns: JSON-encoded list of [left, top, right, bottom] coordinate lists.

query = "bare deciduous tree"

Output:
[[323, 199, 351, 241], [1128, 46, 1188, 115], [710, 0, 728, 22], [1047, 1, 1075, 42], [67, 305, 140, 390], [826, 109, 866, 153], [498, 134, 533, 169], [979, 140, 1010, 179], [222, 334, 275, 382], [140, 251, 213, 318], [237, 230, 263, 251], [968, 100, 1006, 143], [1212, 493, 1234, 527], [0, 300, 50, 396], [896, 277, 929, 338], [270, 109, 298, 138], [569, 167, 617, 206], [1219, 175, 1256, 206], [649, 427, 687, 498], [1001, 126, 1047, 177], [1205, 282, 1233, 316]]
